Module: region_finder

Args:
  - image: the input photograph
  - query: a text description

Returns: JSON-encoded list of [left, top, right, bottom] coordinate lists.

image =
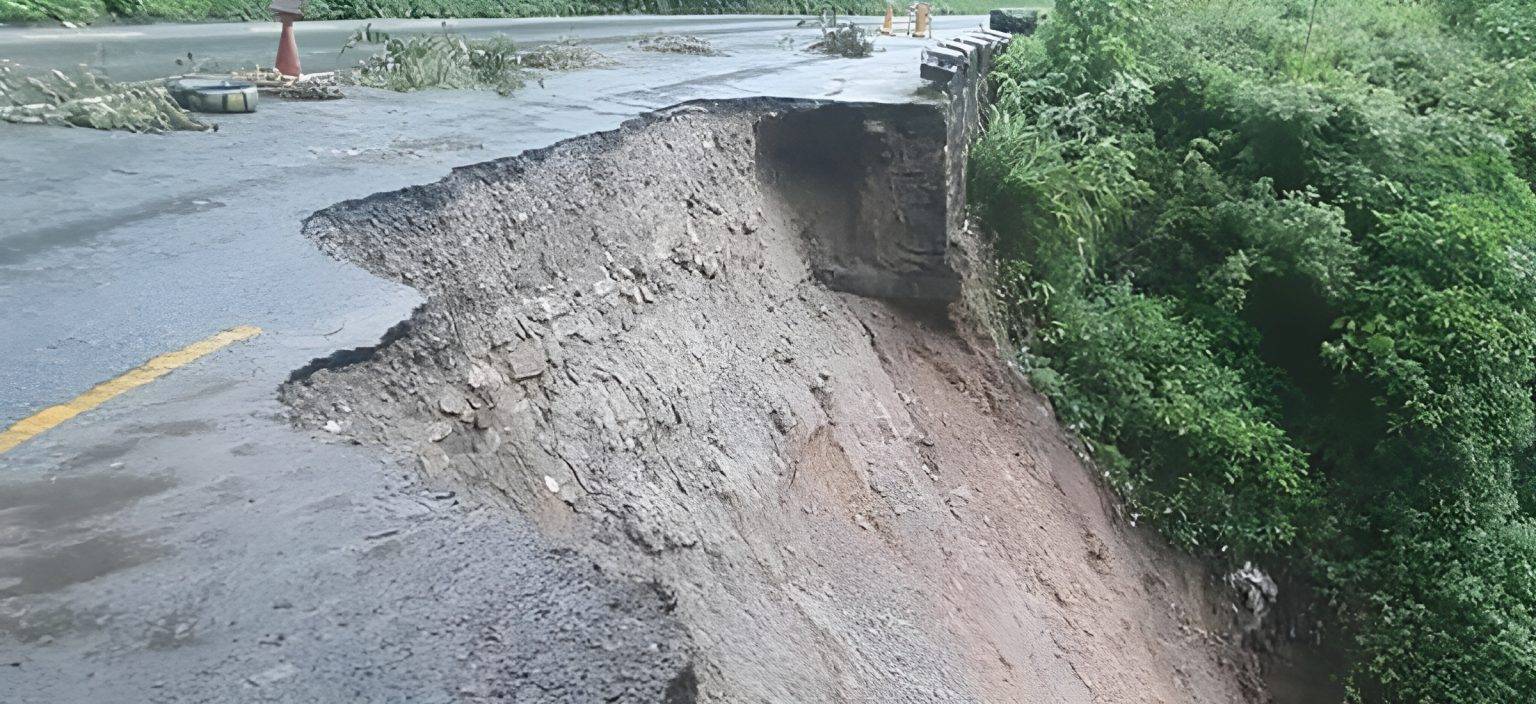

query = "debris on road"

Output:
[[635, 34, 722, 56], [348, 29, 529, 96], [233, 69, 345, 101], [0, 60, 212, 132], [517, 38, 614, 71], [341, 26, 616, 97], [808, 21, 876, 58]]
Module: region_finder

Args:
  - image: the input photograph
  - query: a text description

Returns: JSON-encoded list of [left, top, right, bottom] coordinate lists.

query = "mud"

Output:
[[282, 98, 1265, 702]]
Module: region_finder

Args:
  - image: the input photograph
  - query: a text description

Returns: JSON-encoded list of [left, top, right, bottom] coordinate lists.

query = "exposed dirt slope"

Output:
[[282, 99, 1263, 703]]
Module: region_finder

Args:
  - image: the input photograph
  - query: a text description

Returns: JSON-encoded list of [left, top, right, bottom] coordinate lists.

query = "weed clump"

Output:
[[635, 34, 722, 56], [0, 60, 211, 132], [343, 27, 618, 96], [516, 38, 615, 70], [347, 28, 528, 96], [807, 21, 875, 58]]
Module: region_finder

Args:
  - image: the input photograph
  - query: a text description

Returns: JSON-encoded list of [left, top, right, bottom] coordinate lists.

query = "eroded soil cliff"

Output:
[[282, 99, 1263, 703]]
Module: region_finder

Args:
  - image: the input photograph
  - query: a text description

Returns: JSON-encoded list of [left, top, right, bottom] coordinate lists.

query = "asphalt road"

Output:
[[0, 15, 831, 82], [0, 15, 985, 703]]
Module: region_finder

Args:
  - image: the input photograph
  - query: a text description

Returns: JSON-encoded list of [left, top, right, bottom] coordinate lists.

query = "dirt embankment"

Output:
[[281, 99, 1264, 703]]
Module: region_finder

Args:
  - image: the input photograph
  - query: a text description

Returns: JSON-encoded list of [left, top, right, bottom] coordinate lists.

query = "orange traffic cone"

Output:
[[275, 13, 301, 78]]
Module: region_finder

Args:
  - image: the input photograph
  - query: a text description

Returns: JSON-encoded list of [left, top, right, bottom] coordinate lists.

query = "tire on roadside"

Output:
[[166, 78, 259, 114]]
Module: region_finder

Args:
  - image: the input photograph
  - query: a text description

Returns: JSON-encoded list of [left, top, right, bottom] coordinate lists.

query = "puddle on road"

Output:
[[0, 472, 174, 598], [0, 533, 163, 598], [0, 472, 174, 537], [125, 418, 216, 439]]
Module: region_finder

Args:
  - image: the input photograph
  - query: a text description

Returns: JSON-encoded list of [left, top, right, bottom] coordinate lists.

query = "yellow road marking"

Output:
[[0, 326, 262, 454]]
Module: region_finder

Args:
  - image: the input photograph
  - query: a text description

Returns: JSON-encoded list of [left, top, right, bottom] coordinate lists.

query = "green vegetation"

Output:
[[349, 30, 529, 94], [972, 0, 1536, 700], [807, 17, 873, 57], [342, 26, 614, 94], [0, 0, 1031, 26], [512, 36, 613, 69], [635, 33, 721, 55]]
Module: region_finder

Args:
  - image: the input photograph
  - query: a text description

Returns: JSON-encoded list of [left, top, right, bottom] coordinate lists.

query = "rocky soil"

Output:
[[282, 98, 1265, 703]]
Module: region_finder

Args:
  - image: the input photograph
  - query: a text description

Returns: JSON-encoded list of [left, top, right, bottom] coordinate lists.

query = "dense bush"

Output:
[[974, 0, 1536, 700], [0, 0, 103, 22]]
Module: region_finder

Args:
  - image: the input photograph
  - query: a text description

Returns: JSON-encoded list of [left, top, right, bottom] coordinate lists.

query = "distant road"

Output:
[[0, 15, 849, 82]]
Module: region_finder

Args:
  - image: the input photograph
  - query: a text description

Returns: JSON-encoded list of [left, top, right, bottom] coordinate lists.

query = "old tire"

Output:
[[166, 78, 258, 114]]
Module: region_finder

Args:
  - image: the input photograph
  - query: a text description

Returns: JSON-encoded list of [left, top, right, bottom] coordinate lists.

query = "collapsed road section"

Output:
[[281, 36, 1265, 704]]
